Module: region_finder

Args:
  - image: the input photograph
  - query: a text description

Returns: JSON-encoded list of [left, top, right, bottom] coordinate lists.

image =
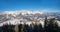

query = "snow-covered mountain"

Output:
[[0, 11, 44, 26], [0, 10, 60, 27]]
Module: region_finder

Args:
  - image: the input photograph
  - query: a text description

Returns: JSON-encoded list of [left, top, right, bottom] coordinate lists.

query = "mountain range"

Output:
[[0, 10, 60, 27]]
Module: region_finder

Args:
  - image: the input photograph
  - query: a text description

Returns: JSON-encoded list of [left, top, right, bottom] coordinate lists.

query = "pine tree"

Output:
[[48, 18, 59, 32], [21, 24, 24, 32], [44, 16, 48, 32], [14, 24, 19, 32]]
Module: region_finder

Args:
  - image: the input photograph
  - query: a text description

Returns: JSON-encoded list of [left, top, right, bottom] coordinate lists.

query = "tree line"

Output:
[[0, 17, 60, 32]]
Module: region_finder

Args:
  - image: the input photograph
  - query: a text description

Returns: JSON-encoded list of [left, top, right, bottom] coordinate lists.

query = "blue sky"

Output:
[[0, 0, 60, 12]]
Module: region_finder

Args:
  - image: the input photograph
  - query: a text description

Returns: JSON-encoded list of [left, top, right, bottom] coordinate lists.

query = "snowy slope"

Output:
[[0, 10, 60, 27]]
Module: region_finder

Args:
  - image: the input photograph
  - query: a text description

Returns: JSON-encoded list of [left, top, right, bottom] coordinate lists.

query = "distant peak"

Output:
[[2, 10, 44, 15]]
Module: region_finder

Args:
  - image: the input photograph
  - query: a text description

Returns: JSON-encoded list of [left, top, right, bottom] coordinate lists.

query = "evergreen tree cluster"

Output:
[[0, 17, 60, 32]]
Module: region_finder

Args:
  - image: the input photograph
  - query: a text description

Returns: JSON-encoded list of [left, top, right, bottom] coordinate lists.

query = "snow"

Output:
[[0, 10, 60, 28], [3, 10, 43, 15]]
